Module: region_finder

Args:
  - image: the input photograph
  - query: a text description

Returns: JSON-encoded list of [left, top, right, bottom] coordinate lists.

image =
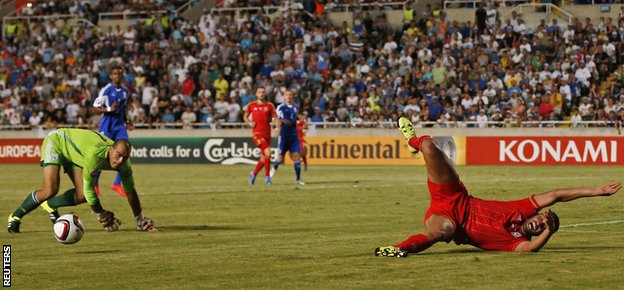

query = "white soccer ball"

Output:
[[53, 214, 85, 244]]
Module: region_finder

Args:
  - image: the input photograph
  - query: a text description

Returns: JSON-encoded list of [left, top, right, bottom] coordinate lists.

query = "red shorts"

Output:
[[424, 179, 471, 229], [253, 134, 271, 152]]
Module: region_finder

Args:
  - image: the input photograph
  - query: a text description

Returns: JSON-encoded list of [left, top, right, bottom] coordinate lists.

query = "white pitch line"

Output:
[[561, 220, 624, 228]]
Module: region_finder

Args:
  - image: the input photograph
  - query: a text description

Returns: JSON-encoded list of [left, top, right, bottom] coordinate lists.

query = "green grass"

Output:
[[1, 164, 623, 289]]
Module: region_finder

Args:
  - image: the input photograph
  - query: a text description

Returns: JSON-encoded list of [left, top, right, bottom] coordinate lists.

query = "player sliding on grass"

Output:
[[7, 128, 156, 233], [375, 117, 622, 257], [270, 90, 305, 185]]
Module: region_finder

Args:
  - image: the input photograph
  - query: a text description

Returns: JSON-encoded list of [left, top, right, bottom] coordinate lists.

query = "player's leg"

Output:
[[8, 165, 61, 233], [300, 142, 308, 171], [263, 144, 272, 185], [110, 130, 128, 197], [93, 170, 102, 196], [41, 167, 87, 223], [376, 215, 455, 257], [250, 135, 267, 185], [95, 129, 113, 196], [271, 137, 285, 178], [290, 138, 304, 184], [398, 117, 458, 184], [270, 154, 282, 178]]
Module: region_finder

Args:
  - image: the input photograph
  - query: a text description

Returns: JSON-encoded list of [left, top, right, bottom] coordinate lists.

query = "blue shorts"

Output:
[[99, 126, 128, 141], [278, 135, 301, 155]]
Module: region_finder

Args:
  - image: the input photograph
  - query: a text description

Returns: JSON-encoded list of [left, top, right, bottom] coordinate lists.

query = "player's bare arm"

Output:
[[91, 100, 120, 114], [243, 111, 255, 128], [514, 227, 554, 252], [514, 211, 558, 252], [533, 182, 622, 207]]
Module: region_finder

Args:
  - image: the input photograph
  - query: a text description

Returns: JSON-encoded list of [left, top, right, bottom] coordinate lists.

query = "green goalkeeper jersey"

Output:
[[41, 128, 135, 206]]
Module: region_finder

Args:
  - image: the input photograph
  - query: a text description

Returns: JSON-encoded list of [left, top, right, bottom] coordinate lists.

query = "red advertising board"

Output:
[[0, 139, 42, 164], [466, 136, 624, 165]]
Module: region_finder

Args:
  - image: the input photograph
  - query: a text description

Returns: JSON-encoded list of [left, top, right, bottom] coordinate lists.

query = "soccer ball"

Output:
[[53, 214, 85, 244]]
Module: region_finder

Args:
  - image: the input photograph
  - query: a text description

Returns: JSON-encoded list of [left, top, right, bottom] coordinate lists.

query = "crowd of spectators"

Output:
[[17, 0, 190, 24], [2, 0, 624, 130]]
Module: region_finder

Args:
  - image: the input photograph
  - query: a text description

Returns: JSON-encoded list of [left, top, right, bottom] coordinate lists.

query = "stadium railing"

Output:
[[325, 1, 405, 13], [500, 3, 573, 24], [98, 10, 170, 22], [443, 0, 531, 9], [1, 121, 620, 131], [97, 0, 201, 22], [0, 0, 12, 8], [210, 6, 278, 15], [176, 0, 197, 16], [1, 13, 101, 39]]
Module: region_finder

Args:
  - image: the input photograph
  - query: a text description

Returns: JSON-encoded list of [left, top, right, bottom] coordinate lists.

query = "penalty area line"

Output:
[[561, 220, 624, 228]]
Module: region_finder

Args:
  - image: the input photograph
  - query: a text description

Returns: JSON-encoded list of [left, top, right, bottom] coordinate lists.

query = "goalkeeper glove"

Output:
[[95, 210, 122, 232]]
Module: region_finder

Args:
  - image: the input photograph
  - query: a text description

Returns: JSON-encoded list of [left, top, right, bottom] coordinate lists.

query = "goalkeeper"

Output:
[[7, 128, 156, 233]]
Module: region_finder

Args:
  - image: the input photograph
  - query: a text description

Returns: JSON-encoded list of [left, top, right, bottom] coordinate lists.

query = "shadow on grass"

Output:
[[542, 246, 624, 252], [417, 248, 487, 255], [157, 225, 244, 231], [75, 250, 122, 254], [311, 180, 363, 185]]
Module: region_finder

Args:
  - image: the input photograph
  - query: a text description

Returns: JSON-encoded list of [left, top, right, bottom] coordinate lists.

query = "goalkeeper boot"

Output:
[[7, 214, 21, 233], [296, 179, 305, 185], [397, 117, 419, 153], [40, 201, 60, 224], [249, 171, 256, 185], [375, 246, 408, 258]]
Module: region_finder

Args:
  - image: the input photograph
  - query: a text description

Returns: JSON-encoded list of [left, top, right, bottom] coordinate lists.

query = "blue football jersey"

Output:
[[276, 103, 298, 137], [93, 83, 129, 140]]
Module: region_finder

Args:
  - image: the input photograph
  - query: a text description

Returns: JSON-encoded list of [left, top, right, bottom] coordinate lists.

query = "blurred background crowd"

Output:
[[2, 0, 624, 130]]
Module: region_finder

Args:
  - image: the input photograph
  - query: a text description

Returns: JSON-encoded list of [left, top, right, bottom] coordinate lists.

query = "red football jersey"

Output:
[[296, 119, 306, 140], [461, 196, 541, 251], [246, 101, 276, 136]]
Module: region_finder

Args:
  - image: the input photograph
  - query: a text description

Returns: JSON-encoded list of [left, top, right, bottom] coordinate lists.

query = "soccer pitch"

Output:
[[1, 164, 623, 289]]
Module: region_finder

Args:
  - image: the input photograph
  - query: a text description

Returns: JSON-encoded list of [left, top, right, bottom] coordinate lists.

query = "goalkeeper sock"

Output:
[[114, 172, 122, 186], [263, 156, 271, 177], [12, 191, 41, 219], [294, 160, 301, 180], [253, 160, 264, 176], [408, 136, 431, 152], [47, 188, 77, 209], [394, 233, 433, 253]]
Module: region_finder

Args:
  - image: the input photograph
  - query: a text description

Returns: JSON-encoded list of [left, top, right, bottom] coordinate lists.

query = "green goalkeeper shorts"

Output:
[[40, 132, 72, 172]]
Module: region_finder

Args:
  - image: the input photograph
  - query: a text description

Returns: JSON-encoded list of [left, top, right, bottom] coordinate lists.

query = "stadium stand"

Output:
[[0, 0, 623, 130]]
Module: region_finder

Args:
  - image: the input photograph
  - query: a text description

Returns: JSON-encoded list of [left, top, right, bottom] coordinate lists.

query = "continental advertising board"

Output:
[[303, 136, 464, 165], [1, 136, 621, 165]]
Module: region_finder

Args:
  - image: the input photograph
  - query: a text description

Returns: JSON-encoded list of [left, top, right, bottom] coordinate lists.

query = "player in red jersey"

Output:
[[244, 87, 277, 185], [296, 112, 308, 171], [375, 117, 622, 257]]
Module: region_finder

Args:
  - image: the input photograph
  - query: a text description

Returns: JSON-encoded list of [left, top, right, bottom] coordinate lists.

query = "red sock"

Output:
[[394, 234, 433, 253], [301, 155, 307, 166], [264, 157, 271, 176], [408, 136, 431, 151], [253, 160, 264, 176]]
